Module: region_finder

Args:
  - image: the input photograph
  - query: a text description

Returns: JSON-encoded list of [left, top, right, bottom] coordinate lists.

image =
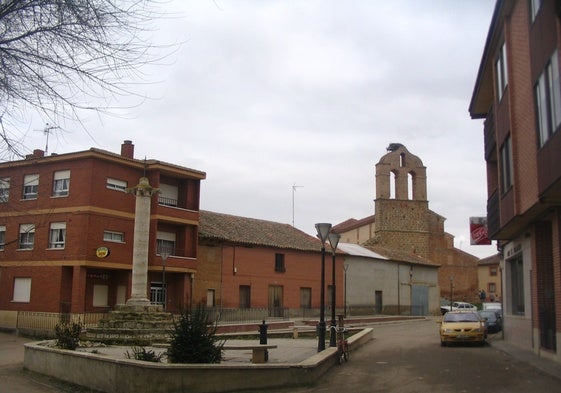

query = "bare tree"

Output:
[[0, 0, 167, 159]]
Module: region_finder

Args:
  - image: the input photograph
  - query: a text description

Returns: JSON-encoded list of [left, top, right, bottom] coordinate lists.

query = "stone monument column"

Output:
[[126, 177, 158, 307]]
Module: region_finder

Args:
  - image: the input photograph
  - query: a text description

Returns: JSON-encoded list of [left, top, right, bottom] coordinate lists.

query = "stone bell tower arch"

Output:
[[373, 143, 431, 258]]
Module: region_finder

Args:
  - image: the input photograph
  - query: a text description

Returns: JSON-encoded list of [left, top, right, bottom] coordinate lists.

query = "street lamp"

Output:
[[328, 232, 340, 347], [160, 249, 170, 311], [315, 222, 331, 352], [449, 275, 454, 310]]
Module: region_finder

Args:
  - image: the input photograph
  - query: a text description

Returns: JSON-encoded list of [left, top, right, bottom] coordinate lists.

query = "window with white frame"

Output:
[[0, 178, 10, 202], [106, 178, 127, 192], [496, 42, 508, 102], [48, 222, 66, 249], [13, 277, 32, 302], [23, 174, 39, 199], [500, 135, 513, 193], [158, 183, 179, 207], [531, 0, 542, 22], [536, 50, 561, 147], [0, 225, 5, 251], [52, 170, 70, 197], [18, 224, 35, 249], [157, 231, 176, 255], [103, 230, 125, 243]]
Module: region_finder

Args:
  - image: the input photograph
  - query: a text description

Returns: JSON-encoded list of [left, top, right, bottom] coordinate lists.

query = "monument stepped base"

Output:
[[83, 304, 175, 344]]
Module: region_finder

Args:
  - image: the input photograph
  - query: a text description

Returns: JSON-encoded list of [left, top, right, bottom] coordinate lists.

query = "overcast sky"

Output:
[[23, 0, 498, 258]]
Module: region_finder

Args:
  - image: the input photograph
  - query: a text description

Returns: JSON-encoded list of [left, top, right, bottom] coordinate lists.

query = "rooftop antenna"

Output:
[[292, 183, 303, 227], [35, 123, 59, 155]]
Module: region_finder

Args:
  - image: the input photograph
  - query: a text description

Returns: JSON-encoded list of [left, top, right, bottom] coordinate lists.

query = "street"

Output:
[[267, 318, 561, 393], [2, 319, 561, 392]]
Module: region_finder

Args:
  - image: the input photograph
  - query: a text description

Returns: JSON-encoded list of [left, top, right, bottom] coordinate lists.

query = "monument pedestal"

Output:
[[83, 304, 175, 345]]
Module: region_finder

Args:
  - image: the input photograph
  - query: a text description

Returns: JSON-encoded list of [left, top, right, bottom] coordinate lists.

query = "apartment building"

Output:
[[470, 0, 561, 363], [0, 141, 205, 316]]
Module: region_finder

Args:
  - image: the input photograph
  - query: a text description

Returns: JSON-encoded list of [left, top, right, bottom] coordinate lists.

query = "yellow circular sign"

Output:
[[96, 247, 110, 258]]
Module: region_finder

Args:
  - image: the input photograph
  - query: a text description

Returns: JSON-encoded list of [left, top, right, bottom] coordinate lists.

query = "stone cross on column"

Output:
[[125, 177, 159, 307]]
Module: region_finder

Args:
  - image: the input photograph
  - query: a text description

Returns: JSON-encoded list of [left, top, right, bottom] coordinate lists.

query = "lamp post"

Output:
[[328, 232, 340, 347], [315, 223, 331, 352], [449, 275, 454, 310], [160, 250, 170, 311]]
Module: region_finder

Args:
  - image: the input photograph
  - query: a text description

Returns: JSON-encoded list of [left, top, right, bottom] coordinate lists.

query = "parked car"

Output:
[[440, 302, 478, 315], [439, 311, 486, 347], [478, 309, 502, 334], [482, 302, 502, 317]]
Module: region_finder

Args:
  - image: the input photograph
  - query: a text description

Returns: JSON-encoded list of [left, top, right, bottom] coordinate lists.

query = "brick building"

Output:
[[469, 0, 561, 363], [197, 210, 343, 317], [0, 141, 205, 318], [477, 254, 502, 302], [335, 144, 480, 303]]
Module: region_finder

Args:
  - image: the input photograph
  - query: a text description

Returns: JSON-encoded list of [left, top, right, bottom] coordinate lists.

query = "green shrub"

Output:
[[167, 304, 224, 364], [125, 346, 164, 362], [55, 321, 82, 350]]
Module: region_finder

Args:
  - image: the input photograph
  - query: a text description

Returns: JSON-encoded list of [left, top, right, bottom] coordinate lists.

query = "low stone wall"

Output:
[[24, 328, 373, 393]]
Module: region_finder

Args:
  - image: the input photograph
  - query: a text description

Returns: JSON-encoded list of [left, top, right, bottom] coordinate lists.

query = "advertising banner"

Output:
[[469, 217, 491, 245]]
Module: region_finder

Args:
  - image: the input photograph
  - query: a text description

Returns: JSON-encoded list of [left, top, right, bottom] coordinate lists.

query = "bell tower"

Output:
[[373, 144, 431, 258]]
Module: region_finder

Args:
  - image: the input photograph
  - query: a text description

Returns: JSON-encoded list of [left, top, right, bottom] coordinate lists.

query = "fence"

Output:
[[10, 312, 107, 337]]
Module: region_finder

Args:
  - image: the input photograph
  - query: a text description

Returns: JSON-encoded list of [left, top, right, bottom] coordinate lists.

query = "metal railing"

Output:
[[12, 311, 108, 337]]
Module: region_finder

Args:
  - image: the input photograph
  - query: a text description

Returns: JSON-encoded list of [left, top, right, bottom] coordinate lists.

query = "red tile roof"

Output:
[[199, 210, 322, 252]]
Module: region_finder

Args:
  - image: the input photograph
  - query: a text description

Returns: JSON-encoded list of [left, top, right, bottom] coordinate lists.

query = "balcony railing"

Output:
[[487, 190, 500, 237], [158, 195, 178, 207]]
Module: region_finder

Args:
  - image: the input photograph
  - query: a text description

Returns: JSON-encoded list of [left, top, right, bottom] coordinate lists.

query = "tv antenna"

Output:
[[292, 183, 303, 227], [35, 123, 60, 155]]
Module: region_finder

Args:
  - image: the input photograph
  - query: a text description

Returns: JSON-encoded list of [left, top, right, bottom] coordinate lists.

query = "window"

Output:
[[93, 285, 109, 307], [509, 256, 525, 315], [488, 283, 497, 293], [536, 50, 561, 147], [496, 42, 508, 102], [531, 0, 542, 22], [103, 230, 125, 243], [0, 225, 5, 250], [158, 183, 178, 207], [275, 253, 285, 273], [52, 170, 70, 197], [500, 135, 513, 193], [157, 231, 176, 255], [48, 222, 66, 249], [0, 178, 9, 202], [150, 282, 166, 306], [23, 174, 39, 199], [13, 277, 32, 302], [489, 266, 498, 276], [18, 224, 35, 249], [239, 285, 251, 309], [106, 178, 127, 192]]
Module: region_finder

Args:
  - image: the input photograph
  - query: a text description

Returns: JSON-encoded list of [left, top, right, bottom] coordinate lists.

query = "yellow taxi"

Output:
[[439, 310, 486, 347]]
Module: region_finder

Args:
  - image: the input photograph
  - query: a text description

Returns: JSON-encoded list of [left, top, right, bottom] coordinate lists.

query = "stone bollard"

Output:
[[293, 327, 299, 339]]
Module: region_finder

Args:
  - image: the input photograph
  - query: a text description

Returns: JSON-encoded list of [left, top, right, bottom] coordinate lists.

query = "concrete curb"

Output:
[[24, 328, 374, 393]]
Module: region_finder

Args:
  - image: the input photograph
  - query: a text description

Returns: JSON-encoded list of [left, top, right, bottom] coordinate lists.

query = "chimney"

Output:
[[121, 140, 134, 159], [26, 149, 45, 159]]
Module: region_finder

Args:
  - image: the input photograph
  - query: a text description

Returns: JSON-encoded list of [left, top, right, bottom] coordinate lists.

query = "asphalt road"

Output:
[[266, 318, 561, 393], [2, 319, 561, 393]]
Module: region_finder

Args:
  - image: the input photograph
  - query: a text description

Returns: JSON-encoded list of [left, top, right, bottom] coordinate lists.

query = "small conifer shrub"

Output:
[[125, 346, 164, 362], [54, 321, 82, 350], [167, 304, 224, 363]]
